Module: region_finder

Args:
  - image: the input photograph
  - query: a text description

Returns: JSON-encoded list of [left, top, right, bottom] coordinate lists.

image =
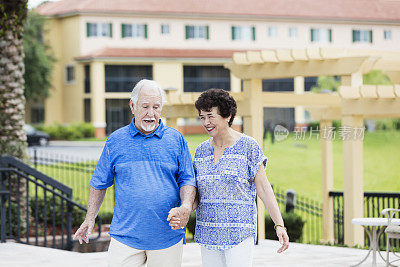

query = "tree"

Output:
[[363, 70, 393, 85], [310, 76, 341, 93], [311, 70, 392, 93], [23, 11, 54, 101], [0, 0, 28, 159]]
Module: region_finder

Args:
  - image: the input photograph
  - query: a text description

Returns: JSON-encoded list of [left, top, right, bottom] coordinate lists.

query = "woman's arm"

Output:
[[254, 164, 289, 253]]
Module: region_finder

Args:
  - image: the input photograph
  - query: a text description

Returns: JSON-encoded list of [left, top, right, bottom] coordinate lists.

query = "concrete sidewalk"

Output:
[[0, 239, 391, 267]]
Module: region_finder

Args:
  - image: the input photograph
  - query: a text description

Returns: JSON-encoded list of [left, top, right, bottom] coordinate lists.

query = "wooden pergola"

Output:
[[163, 47, 400, 246]]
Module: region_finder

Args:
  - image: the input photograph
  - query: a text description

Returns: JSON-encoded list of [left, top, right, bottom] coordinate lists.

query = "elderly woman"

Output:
[[171, 89, 289, 267]]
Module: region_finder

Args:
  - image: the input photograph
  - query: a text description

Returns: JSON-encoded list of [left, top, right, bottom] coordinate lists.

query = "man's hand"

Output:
[[167, 204, 191, 230], [276, 227, 289, 253], [73, 218, 95, 244]]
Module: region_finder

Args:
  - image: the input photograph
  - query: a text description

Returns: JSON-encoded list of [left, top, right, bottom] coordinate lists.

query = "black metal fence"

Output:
[[27, 149, 115, 216], [0, 155, 102, 249], [273, 185, 323, 244], [329, 191, 400, 249]]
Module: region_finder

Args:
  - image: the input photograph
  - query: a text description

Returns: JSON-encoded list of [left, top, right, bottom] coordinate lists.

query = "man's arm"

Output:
[[167, 185, 196, 230], [73, 186, 107, 244], [179, 185, 196, 211]]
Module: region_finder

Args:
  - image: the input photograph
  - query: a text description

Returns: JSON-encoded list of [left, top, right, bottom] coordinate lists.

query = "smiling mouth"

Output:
[[206, 127, 215, 132], [143, 119, 155, 123]]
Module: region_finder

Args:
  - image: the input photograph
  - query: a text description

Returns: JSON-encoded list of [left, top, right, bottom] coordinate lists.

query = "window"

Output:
[[105, 65, 152, 92], [31, 106, 44, 124], [289, 27, 297, 39], [65, 65, 75, 83], [268, 26, 277, 38], [84, 65, 90, 93], [106, 99, 132, 134], [263, 78, 294, 92], [185, 25, 209, 40], [84, 99, 91, 123], [122, 23, 147, 38], [384, 30, 391, 40], [161, 24, 170, 35], [231, 26, 255, 41], [183, 66, 230, 92], [310, 28, 332, 43], [86, 22, 112, 37], [352, 30, 372, 43]]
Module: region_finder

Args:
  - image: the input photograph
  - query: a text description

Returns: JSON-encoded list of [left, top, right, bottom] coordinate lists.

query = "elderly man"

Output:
[[73, 79, 196, 267]]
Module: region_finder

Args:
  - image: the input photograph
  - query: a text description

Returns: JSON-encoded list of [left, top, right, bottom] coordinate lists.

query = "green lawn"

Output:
[[186, 131, 400, 202]]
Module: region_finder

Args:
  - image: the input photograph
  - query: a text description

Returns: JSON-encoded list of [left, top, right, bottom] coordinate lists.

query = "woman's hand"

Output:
[[276, 227, 289, 253], [167, 205, 191, 230]]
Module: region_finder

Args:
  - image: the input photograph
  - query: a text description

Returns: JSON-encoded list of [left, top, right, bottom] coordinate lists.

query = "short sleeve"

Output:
[[247, 138, 268, 179], [176, 136, 196, 188], [90, 142, 115, 189]]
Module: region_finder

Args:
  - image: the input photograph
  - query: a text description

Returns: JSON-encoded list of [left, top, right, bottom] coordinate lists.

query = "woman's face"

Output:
[[199, 107, 230, 137]]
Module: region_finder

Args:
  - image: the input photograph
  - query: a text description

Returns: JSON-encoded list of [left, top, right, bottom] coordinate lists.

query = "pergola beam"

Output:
[[262, 92, 341, 108], [225, 57, 372, 79], [342, 99, 400, 117], [306, 107, 342, 120]]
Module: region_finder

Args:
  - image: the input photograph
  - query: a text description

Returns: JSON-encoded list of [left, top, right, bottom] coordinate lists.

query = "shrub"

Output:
[[74, 123, 95, 138], [4, 202, 27, 236], [39, 122, 95, 140], [29, 196, 86, 228], [375, 119, 400, 131], [100, 212, 114, 224], [186, 211, 196, 236], [306, 120, 342, 132], [265, 212, 305, 242]]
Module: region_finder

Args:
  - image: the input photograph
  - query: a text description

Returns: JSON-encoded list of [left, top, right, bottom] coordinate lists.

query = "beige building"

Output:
[[30, 0, 400, 137]]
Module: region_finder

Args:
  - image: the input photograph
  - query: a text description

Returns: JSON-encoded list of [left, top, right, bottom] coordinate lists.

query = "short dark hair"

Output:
[[195, 89, 237, 127]]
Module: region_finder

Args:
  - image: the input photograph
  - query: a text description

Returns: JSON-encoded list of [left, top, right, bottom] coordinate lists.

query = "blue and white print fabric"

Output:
[[193, 134, 268, 250]]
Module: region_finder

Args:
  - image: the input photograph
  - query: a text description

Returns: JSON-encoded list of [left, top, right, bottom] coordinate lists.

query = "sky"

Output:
[[28, 0, 59, 9]]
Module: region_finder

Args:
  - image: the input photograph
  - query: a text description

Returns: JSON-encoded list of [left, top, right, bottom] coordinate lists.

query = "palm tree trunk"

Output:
[[0, 0, 28, 159], [0, 0, 29, 238]]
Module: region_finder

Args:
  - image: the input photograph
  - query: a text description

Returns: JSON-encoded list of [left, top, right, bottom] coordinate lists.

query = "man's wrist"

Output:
[[85, 214, 96, 221], [180, 203, 192, 212]]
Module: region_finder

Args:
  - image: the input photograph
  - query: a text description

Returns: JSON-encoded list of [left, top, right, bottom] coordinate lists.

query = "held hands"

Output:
[[167, 204, 191, 230], [275, 226, 289, 253], [73, 218, 95, 244]]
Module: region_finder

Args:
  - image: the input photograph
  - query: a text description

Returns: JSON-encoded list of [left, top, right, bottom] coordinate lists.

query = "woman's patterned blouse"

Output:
[[193, 135, 268, 250]]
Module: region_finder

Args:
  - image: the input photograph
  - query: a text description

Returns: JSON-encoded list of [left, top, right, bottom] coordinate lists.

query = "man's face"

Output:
[[130, 86, 162, 134]]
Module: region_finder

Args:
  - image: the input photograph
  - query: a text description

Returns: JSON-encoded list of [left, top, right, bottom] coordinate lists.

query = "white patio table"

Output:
[[351, 217, 400, 267]]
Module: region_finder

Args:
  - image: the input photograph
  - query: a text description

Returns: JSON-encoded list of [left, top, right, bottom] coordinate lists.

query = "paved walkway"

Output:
[[0, 240, 392, 267]]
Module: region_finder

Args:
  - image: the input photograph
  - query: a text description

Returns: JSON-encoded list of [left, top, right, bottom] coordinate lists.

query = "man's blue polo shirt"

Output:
[[89, 119, 196, 250]]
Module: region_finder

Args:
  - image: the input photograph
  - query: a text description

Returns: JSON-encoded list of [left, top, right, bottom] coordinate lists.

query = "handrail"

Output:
[[0, 156, 102, 248], [0, 155, 72, 195]]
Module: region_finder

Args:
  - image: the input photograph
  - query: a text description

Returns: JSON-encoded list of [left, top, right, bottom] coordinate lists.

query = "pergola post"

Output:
[[294, 76, 306, 128], [90, 61, 106, 138], [320, 119, 334, 243], [242, 78, 265, 240], [341, 72, 364, 247]]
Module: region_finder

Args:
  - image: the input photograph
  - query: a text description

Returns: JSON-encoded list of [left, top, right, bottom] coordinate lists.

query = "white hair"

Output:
[[130, 79, 166, 110]]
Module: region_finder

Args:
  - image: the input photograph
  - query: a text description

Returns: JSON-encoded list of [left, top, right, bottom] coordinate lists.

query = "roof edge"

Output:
[[39, 10, 400, 25]]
